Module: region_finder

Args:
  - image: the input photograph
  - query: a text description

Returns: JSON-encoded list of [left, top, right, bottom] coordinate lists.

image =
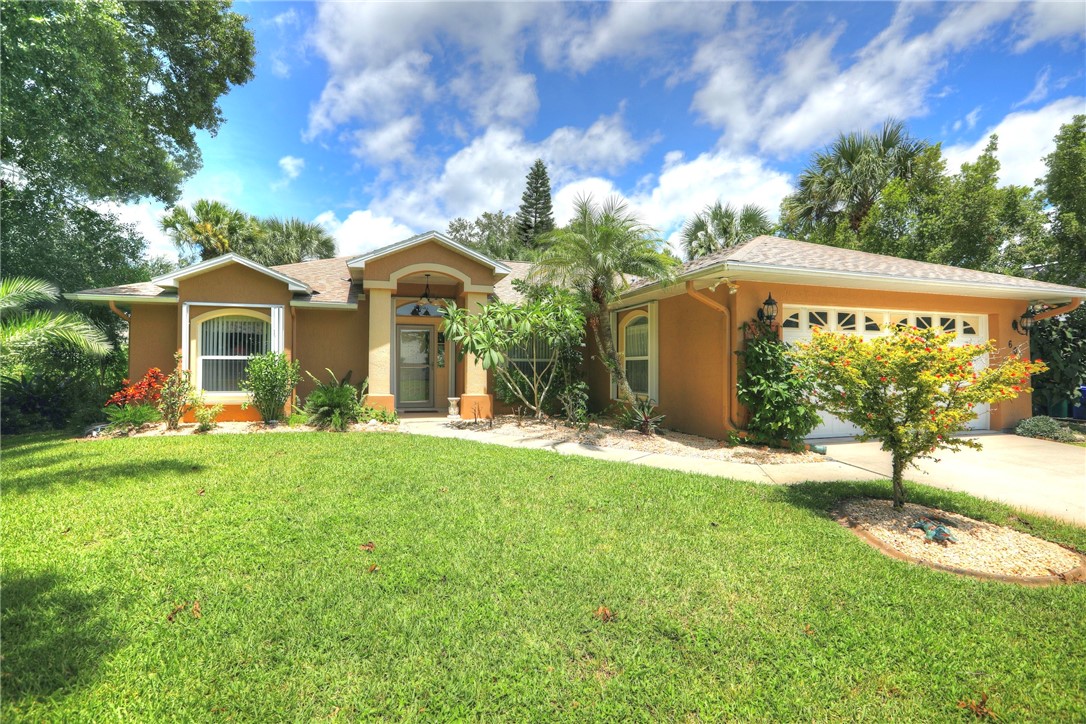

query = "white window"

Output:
[[622, 315, 650, 397], [198, 315, 271, 392], [507, 337, 554, 378]]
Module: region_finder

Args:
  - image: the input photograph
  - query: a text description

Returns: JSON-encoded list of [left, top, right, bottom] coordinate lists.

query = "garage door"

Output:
[[781, 307, 990, 439]]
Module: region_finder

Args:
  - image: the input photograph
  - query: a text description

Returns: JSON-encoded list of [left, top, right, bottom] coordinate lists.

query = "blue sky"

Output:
[[118, 1, 1086, 261]]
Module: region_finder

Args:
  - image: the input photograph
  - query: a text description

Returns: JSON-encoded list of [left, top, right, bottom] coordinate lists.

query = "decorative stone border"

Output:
[[833, 507, 1086, 586]]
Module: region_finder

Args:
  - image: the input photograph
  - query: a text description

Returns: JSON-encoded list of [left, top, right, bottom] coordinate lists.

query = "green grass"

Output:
[[3, 432, 1085, 721]]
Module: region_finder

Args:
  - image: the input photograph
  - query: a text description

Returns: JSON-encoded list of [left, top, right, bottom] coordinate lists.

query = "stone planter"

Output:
[[447, 397, 461, 420]]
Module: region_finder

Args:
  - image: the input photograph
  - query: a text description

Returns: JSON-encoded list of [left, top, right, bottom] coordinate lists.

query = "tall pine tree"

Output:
[[515, 159, 555, 250]]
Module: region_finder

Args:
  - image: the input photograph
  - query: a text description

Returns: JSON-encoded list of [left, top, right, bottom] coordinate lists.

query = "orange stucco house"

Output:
[[69, 232, 1084, 437]]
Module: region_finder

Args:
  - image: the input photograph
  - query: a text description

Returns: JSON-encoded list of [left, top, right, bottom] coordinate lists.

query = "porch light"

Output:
[[1011, 305, 1036, 336], [757, 293, 778, 324], [411, 274, 434, 316]]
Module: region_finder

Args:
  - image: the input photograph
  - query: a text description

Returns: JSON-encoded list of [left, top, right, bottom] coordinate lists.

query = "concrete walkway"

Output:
[[823, 433, 1086, 526], [400, 419, 1085, 526], [398, 417, 884, 485]]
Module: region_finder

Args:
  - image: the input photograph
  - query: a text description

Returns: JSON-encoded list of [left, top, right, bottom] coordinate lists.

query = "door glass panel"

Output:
[[398, 328, 432, 405]]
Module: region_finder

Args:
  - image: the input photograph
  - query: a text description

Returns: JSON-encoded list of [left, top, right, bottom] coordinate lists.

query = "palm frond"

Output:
[[0, 277, 60, 314], [1, 310, 112, 357]]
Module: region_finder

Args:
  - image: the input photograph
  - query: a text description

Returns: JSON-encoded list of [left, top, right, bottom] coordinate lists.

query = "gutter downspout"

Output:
[[108, 300, 131, 322], [684, 281, 741, 430], [1033, 297, 1082, 323]]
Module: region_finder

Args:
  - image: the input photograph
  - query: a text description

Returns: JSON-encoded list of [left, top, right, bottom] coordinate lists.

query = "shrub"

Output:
[[239, 352, 300, 423], [304, 370, 368, 431], [359, 405, 398, 424], [737, 321, 821, 448], [1015, 416, 1075, 443], [620, 397, 665, 436], [191, 396, 224, 432], [107, 367, 165, 407], [287, 411, 308, 427], [105, 402, 161, 433], [557, 379, 589, 428], [158, 355, 193, 430], [793, 325, 1045, 507]]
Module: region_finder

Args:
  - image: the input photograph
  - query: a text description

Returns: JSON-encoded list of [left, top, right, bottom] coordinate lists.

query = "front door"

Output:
[[396, 326, 434, 409]]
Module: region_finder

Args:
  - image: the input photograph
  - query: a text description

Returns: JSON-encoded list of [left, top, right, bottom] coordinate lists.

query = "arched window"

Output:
[[621, 314, 650, 397], [196, 313, 271, 392]]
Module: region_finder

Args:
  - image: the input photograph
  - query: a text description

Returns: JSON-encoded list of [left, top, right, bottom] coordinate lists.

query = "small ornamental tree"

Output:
[[443, 295, 585, 420], [239, 352, 301, 423], [158, 354, 194, 430], [792, 325, 1046, 507]]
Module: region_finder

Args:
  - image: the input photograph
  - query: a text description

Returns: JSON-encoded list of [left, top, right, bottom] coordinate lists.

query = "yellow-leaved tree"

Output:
[[792, 325, 1046, 507]]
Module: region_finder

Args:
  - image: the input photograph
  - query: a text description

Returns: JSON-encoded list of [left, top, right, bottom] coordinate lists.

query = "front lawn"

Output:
[[3, 433, 1084, 720]]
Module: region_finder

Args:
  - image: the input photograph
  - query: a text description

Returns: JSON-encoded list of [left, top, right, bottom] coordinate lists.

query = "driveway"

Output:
[[822, 432, 1086, 526]]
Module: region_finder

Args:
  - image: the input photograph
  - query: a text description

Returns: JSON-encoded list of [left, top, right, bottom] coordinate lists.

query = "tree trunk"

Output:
[[891, 453, 906, 508], [592, 300, 633, 402]]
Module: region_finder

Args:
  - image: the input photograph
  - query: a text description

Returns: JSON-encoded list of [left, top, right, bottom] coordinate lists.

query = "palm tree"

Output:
[[531, 193, 676, 400], [1, 277, 111, 361], [160, 199, 261, 264], [781, 118, 927, 235], [250, 217, 336, 265], [681, 202, 772, 260]]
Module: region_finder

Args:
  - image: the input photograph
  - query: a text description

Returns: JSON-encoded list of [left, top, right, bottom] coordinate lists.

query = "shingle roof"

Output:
[[271, 256, 358, 305], [492, 260, 534, 303], [628, 235, 1086, 297]]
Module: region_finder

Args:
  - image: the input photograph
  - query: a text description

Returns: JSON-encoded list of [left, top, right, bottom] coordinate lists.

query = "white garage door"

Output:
[[781, 307, 990, 439]]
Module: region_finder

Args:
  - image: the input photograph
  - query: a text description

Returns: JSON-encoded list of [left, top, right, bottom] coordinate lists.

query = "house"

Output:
[[68, 232, 1085, 437]]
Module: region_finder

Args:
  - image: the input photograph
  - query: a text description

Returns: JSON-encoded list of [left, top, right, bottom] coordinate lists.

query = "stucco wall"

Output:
[[128, 304, 178, 379], [364, 241, 497, 287], [293, 303, 369, 400]]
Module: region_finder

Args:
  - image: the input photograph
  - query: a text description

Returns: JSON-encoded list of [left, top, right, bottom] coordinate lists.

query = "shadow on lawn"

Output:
[[1, 571, 118, 703], [772, 479, 1017, 525], [4, 459, 205, 494]]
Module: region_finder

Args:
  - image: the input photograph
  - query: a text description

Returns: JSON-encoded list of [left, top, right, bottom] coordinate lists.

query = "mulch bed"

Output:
[[835, 498, 1085, 585]]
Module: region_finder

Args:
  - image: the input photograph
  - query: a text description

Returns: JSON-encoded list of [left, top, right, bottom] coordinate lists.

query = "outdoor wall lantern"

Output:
[[411, 274, 434, 316], [1011, 305, 1036, 336], [757, 293, 778, 324]]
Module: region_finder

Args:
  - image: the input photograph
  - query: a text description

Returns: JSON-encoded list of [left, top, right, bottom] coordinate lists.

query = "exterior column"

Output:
[[459, 291, 493, 419], [367, 287, 395, 412]]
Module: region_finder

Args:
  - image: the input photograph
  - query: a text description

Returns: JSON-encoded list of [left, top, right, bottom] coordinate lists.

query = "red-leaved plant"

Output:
[[106, 368, 166, 407]]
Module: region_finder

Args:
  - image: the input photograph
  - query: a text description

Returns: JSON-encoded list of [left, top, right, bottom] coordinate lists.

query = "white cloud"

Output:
[[1013, 66, 1051, 108], [689, 2, 1019, 155], [952, 105, 982, 132], [272, 155, 305, 190], [314, 209, 415, 256], [943, 96, 1086, 187], [269, 8, 302, 79], [352, 116, 422, 165], [306, 2, 546, 140], [1014, 0, 1086, 52], [366, 109, 653, 231]]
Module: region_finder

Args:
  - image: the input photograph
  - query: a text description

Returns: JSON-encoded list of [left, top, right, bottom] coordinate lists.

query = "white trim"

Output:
[[346, 230, 512, 276], [185, 305, 284, 395], [181, 303, 191, 371], [612, 306, 658, 401], [152, 253, 312, 293], [608, 309, 618, 400], [289, 300, 359, 310], [185, 301, 283, 308], [63, 293, 179, 304], [647, 300, 659, 402]]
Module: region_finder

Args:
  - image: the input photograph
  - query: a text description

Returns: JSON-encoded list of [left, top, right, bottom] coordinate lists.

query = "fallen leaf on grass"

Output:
[[192, 600, 202, 619], [958, 692, 998, 720], [358, 541, 376, 552], [167, 603, 187, 623], [593, 606, 614, 623], [198, 488, 205, 496], [438, 486, 449, 493], [368, 564, 380, 574], [60, 527, 71, 535], [803, 624, 815, 636]]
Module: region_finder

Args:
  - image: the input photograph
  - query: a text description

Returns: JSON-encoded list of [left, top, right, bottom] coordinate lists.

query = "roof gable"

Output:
[[347, 231, 511, 276], [152, 253, 313, 293]]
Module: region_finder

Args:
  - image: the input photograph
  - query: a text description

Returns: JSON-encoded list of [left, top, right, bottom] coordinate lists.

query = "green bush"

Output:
[[737, 321, 821, 448], [1015, 415, 1075, 442], [620, 398, 665, 436], [105, 402, 161, 433], [191, 396, 224, 432], [158, 355, 193, 430], [359, 405, 398, 424], [239, 352, 300, 423], [304, 370, 367, 431]]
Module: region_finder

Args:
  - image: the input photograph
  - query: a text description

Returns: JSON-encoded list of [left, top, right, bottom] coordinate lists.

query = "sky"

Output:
[[114, 0, 1086, 262]]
